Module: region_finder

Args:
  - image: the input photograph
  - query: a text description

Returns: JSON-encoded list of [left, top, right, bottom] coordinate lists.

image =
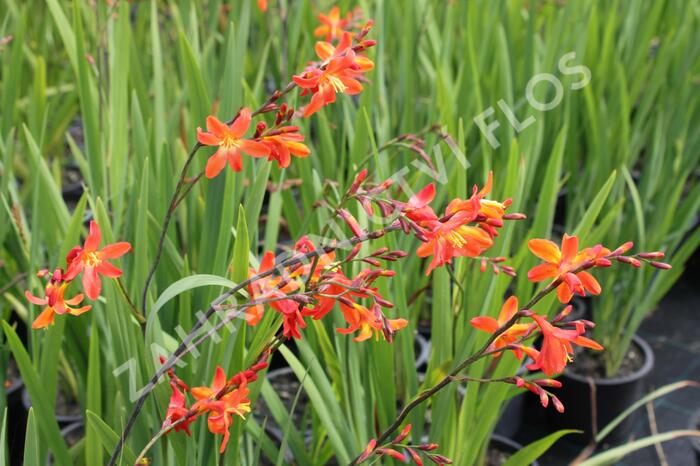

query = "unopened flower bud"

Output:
[[638, 251, 665, 259], [650, 261, 672, 270], [616, 256, 641, 267], [392, 424, 412, 443], [552, 395, 565, 413]]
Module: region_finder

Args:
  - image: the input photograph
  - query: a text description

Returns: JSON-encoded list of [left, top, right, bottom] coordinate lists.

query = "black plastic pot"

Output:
[[414, 332, 430, 372], [6, 374, 26, 465], [689, 408, 700, 465], [488, 434, 540, 466], [22, 388, 83, 427], [545, 334, 654, 445]]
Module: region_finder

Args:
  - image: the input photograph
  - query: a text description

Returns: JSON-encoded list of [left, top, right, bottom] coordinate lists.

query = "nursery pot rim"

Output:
[[21, 387, 83, 423], [489, 433, 541, 466], [564, 334, 654, 386]]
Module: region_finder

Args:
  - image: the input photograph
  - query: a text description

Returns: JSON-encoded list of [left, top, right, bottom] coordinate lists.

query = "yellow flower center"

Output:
[[325, 74, 347, 93], [446, 227, 469, 248], [220, 134, 241, 150], [84, 251, 102, 267]]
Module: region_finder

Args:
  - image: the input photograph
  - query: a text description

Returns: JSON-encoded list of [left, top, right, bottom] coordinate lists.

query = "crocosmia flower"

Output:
[[470, 296, 532, 357], [25, 269, 91, 329], [337, 301, 407, 342], [314, 6, 350, 41], [417, 211, 494, 275], [527, 234, 608, 303], [197, 109, 270, 178], [163, 381, 195, 435], [293, 53, 365, 117], [192, 366, 252, 453], [315, 31, 374, 71], [247, 251, 308, 339], [65, 221, 132, 300], [260, 126, 311, 168], [525, 313, 603, 375]]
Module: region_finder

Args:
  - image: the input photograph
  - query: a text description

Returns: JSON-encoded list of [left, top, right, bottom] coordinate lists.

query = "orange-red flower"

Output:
[[65, 221, 131, 300], [337, 301, 407, 342], [259, 126, 310, 168], [25, 269, 91, 329], [247, 251, 302, 328], [416, 211, 494, 275], [192, 366, 252, 453], [527, 234, 609, 303], [163, 381, 195, 435], [315, 31, 374, 72], [525, 313, 603, 376], [470, 296, 532, 357], [197, 109, 270, 178], [256, 0, 267, 12], [314, 6, 351, 41], [293, 53, 365, 117]]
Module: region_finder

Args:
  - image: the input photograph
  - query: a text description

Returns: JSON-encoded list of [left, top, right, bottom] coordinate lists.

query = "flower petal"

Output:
[[83, 266, 102, 300], [31, 307, 55, 329], [100, 242, 132, 259], [230, 108, 252, 138], [239, 139, 270, 157], [85, 221, 102, 251], [96, 261, 123, 278], [526, 263, 558, 282], [205, 151, 228, 178], [470, 316, 499, 334], [577, 271, 601, 295], [497, 296, 519, 325], [528, 239, 561, 264]]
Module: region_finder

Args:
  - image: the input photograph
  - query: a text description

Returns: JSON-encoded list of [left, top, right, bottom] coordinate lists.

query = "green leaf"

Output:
[[3, 322, 70, 465], [596, 380, 698, 443], [23, 409, 39, 466], [502, 430, 579, 466], [579, 430, 700, 466], [85, 410, 138, 465]]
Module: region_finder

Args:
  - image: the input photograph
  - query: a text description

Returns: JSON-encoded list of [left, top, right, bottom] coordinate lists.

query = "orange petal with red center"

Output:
[[528, 239, 561, 263]]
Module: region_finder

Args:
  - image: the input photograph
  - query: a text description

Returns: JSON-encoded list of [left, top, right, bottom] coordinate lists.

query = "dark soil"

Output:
[[5, 358, 20, 390], [55, 388, 82, 417], [568, 341, 644, 379], [486, 445, 513, 466]]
